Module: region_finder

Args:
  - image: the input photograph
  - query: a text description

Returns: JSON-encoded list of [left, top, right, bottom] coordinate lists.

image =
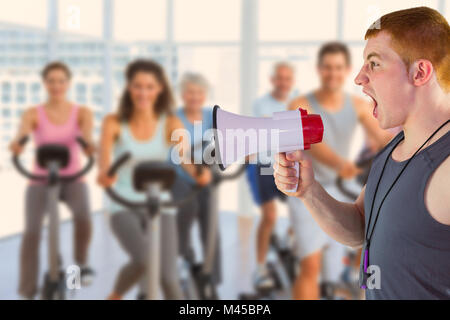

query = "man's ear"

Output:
[[411, 59, 434, 88]]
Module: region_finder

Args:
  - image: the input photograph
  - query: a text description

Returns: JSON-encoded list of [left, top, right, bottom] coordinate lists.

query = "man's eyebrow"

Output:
[[366, 52, 382, 60]]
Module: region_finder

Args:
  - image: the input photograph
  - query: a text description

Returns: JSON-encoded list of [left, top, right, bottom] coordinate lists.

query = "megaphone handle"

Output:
[[284, 151, 299, 193]]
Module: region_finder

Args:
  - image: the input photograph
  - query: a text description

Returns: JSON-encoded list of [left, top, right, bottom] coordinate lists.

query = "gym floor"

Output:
[[0, 211, 290, 300]]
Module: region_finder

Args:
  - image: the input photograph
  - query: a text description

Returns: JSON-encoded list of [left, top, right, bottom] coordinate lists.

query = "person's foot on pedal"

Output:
[[253, 265, 274, 290], [136, 292, 146, 300], [80, 266, 95, 286], [107, 292, 122, 300]]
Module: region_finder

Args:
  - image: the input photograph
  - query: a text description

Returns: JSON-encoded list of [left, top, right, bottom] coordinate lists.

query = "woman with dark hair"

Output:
[[97, 59, 211, 300], [9, 61, 95, 299]]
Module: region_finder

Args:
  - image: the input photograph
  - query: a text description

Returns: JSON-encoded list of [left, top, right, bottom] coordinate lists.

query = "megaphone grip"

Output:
[[284, 151, 299, 193]]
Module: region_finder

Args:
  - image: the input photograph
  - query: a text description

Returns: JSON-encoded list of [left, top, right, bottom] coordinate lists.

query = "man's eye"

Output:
[[370, 61, 379, 69]]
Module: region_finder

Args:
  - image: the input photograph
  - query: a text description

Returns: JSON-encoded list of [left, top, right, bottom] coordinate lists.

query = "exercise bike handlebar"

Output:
[[211, 162, 247, 185], [12, 136, 95, 183], [335, 155, 374, 200], [105, 152, 147, 209], [105, 151, 247, 210]]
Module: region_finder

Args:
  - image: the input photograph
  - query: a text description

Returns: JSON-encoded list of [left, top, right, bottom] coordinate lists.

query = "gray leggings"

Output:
[[111, 210, 184, 299], [177, 185, 222, 284], [110, 177, 222, 297], [110, 177, 197, 298], [19, 182, 92, 298]]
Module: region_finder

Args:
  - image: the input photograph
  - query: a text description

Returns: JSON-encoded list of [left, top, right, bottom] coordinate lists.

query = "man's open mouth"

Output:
[[364, 90, 378, 118]]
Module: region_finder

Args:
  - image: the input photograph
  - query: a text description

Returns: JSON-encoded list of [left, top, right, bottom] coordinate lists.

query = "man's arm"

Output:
[[274, 151, 366, 247], [301, 182, 366, 247], [425, 155, 450, 225]]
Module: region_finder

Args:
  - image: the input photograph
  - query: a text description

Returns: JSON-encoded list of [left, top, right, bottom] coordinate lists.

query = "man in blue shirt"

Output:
[[248, 62, 295, 289]]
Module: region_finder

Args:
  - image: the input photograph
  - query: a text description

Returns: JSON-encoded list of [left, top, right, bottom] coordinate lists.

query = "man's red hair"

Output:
[[365, 6, 450, 92]]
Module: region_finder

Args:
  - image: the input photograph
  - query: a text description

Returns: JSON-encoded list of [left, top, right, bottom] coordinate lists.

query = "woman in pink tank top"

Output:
[[9, 62, 95, 299], [32, 104, 82, 179]]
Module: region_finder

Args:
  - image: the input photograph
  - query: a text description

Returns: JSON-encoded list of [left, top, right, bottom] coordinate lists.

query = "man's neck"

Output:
[[315, 87, 344, 110], [271, 91, 288, 102], [400, 101, 450, 158]]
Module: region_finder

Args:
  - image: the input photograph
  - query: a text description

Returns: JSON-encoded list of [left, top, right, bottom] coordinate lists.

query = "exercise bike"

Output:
[[185, 143, 247, 300], [239, 224, 298, 300], [13, 136, 94, 300], [105, 149, 246, 300]]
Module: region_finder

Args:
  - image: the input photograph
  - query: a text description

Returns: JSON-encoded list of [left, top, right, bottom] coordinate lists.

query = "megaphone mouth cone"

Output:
[[212, 105, 227, 171], [303, 114, 324, 145]]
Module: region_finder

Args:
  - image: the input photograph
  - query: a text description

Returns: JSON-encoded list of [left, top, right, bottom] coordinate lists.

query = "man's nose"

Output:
[[354, 67, 368, 86]]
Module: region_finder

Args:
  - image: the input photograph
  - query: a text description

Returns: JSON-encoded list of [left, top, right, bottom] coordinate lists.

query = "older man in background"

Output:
[[247, 62, 296, 289]]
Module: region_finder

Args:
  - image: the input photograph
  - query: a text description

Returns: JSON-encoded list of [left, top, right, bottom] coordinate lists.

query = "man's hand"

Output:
[[337, 160, 362, 179], [273, 151, 317, 199]]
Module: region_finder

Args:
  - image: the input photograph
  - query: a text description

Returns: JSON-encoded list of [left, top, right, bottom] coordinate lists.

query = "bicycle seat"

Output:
[[37, 144, 70, 169], [133, 161, 176, 192]]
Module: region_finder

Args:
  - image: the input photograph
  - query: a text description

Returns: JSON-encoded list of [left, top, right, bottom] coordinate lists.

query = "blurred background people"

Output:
[[97, 59, 210, 300], [0, 1, 447, 300], [287, 42, 392, 299], [246, 61, 295, 289], [9, 61, 95, 299], [174, 72, 222, 287]]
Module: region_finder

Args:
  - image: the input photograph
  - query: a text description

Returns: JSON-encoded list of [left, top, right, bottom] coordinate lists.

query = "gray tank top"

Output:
[[306, 92, 358, 186], [364, 130, 450, 299]]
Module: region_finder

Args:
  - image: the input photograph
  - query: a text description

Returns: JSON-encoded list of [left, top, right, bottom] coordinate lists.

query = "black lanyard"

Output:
[[365, 119, 450, 248]]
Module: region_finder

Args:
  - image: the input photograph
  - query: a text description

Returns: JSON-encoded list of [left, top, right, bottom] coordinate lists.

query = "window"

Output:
[[16, 108, 24, 117], [174, 0, 241, 42], [58, 0, 103, 37], [2, 108, 11, 118], [0, 0, 47, 28], [343, 0, 440, 41], [114, 0, 167, 42], [16, 82, 26, 92], [16, 95, 26, 104], [2, 95, 11, 104], [76, 83, 87, 94], [2, 82, 11, 91], [445, 1, 450, 20], [259, 0, 338, 41], [30, 83, 40, 93]]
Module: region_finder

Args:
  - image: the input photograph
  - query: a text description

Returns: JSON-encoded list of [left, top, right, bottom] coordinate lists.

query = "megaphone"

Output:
[[212, 105, 323, 192]]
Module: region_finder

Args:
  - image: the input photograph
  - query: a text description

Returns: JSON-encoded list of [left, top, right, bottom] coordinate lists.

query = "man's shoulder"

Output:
[[425, 154, 450, 225], [253, 93, 272, 106], [289, 95, 311, 111]]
